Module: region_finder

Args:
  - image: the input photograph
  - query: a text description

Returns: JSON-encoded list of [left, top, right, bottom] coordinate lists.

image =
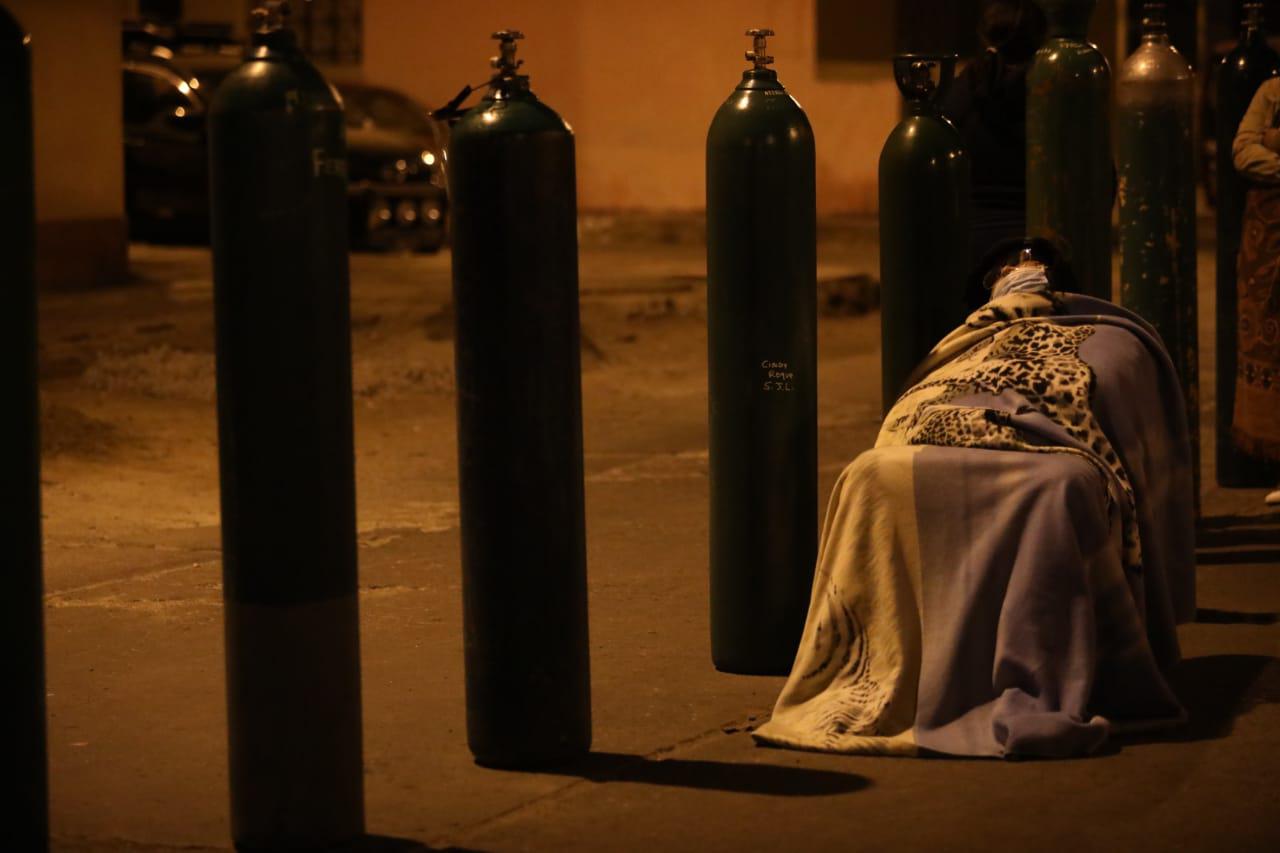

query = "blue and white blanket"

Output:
[[754, 293, 1195, 757]]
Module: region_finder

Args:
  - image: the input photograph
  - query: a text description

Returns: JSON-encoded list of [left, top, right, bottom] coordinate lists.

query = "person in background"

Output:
[[1232, 77, 1280, 506], [941, 0, 1048, 311]]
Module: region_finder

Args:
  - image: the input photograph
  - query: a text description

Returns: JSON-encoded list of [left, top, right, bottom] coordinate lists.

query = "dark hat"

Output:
[[967, 235, 1078, 299]]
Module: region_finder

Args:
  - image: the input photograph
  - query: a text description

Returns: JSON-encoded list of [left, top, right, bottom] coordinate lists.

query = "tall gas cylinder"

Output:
[[878, 54, 971, 413], [1216, 2, 1280, 487], [706, 29, 817, 676], [0, 8, 48, 851], [1117, 2, 1198, 503], [448, 31, 591, 767], [1026, 0, 1113, 299], [208, 3, 363, 846]]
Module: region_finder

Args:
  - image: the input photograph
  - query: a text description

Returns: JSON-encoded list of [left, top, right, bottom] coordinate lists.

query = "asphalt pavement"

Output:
[[35, 229, 1279, 851]]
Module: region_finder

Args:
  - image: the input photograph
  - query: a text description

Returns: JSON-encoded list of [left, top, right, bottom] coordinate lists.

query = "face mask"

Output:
[[991, 261, 1050, 298]]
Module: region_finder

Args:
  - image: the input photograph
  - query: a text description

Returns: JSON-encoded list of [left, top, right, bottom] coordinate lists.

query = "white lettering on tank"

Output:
[[760, 359, 795, 392]]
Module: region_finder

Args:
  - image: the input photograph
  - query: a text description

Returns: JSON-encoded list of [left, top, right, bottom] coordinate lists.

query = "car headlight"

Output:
[[379, 158, 414, 183], [369, 199, 393, 230], [395, 199, 418, 225]]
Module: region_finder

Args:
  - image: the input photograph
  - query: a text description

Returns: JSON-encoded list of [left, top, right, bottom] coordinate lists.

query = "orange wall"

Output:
[[10, 0, 128, 286], [11, 0, 126, 222], [361, 0, 899, 214]]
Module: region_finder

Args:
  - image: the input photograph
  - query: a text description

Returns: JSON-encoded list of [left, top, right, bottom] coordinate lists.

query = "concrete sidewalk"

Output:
[[37, 238, 1279, 851]]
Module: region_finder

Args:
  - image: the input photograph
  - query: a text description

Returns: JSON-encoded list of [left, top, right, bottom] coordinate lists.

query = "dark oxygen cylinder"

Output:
[[448, 30, 591, 767], [1216, 2, 1280, 487], [1027, 0, 1113, 300], [1117, 3, 1199, 504], [208, 3, 363, 846], [878, 54, 971, 413], [706, 29, 817, 676], [0, 8, 48, 851]]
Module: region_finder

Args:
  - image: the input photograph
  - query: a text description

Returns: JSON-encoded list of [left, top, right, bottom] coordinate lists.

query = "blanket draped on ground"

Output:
[[753, 293, 1196, 758]]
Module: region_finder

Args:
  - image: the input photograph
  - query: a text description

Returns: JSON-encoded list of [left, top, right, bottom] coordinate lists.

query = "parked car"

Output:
[[123, 42, 447, 252]]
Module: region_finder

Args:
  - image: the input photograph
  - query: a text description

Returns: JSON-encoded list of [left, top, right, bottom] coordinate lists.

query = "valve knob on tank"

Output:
[[490, 29, 524, 76], [892, 55, 955, 107], [1245, 0, 1265, 28], [251, 0, 290, 31], [1140, 0, 1167, 34], [745, 28, 774, 68]]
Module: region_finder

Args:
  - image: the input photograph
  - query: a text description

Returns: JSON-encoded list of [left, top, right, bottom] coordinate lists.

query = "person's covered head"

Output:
[[969, 236, 1076, 301]]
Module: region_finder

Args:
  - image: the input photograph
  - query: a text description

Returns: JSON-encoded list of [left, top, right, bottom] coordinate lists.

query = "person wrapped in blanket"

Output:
[[1231, 78, 1280, 505], [753, 238, 1196, 758]]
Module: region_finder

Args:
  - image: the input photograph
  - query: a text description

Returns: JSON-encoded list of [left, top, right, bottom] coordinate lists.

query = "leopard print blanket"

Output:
[[878, 292, 1142, 575]]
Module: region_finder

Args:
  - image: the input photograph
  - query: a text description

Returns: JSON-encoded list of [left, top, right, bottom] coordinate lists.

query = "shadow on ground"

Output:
[[1196, 548, 1280, 565], [1196, 608, 1280, 625], [1196, 527, 1280, 548], [330, 834, 484, 852], [1198, 512, 1280, 530], [51, 832, 485, 852], [528, 751, 870, 796], [1195, 512, 1280, 564], [1118, 654, 1280, 747]]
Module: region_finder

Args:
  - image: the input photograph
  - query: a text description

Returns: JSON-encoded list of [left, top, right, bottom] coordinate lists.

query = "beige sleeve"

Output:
[[1234, 78, 1280, 184]]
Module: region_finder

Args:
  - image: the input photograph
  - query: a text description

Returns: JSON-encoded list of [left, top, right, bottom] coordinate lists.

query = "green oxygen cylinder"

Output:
[[1216, 2, 1280, 487], [706, 29, 817, 676], [0, 7, 48, 850], [448, 31, 591, 767], [1117, 2, 1199, 505], [878, 54, 971, 413], [1027, 0, 1113, 299], [208, 3, 363, 847]]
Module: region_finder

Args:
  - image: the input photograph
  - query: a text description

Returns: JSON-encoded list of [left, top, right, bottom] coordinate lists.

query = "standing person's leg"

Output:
[[1232, 187, 1280, 503]]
